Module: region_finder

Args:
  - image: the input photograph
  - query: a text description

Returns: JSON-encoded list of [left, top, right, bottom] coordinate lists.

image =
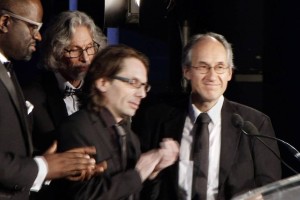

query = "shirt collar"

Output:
[[0, 52, 9, 64], [189, 95, 224, 125], [99, 107, 130, 128]]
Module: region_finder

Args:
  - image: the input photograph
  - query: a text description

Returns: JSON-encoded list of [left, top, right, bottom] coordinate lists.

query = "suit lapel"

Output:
[[0, 63, 21, 114], [0, 63, 33, 155], [89, 112, 114, 161], [162, 108, 187, 143], [162, 106, 187, 193], [218, 100, 241, 189], [43, 72, 68, 126]]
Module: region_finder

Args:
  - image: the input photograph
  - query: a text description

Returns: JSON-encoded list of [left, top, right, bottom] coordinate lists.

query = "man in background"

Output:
[[23, 10, 107, 153]]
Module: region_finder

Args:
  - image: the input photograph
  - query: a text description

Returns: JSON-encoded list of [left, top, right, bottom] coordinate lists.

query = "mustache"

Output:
[[71, 63, 90, 68]]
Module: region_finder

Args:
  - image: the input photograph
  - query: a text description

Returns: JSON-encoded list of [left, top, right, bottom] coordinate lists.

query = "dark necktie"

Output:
[[64, 86, 82, 97], [191, 113, 211, 200], [114, 123, 127, 171]]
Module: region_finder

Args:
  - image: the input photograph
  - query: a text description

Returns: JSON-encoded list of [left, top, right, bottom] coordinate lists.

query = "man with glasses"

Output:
[[0, 1, 104, 200], [23, 10, 107, 154], [43, 44, 179, 200], [0, 9, 42, 42], [132, 32, 281, 199]]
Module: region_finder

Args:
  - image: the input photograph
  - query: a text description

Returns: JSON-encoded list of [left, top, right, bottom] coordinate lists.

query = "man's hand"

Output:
[[149, 138, 179, 179], [135, 149, 162, 182], [43, 141, 97, 180], [157, 138, 179, 169], [67, 160, 108, 181]]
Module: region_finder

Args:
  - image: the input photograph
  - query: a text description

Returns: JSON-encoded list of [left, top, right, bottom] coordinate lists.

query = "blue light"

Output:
[[69, 0, 78, 10], [107, 28, 119, 45]]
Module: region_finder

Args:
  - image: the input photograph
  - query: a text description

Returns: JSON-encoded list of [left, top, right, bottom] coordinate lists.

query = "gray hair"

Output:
[[180, 32, 234, 91], [182, 32, 234, 69], [39, 10, 107, 71]]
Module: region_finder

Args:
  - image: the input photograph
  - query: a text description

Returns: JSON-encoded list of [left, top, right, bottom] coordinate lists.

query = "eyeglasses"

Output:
[[191, 65, 230, 74], [64, 42, 100, 58], [112, 75, 151, 92], [1, 10, 42, 36]]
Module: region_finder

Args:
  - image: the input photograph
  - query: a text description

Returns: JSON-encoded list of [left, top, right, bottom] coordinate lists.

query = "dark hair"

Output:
[[81, 44, 149, 113]]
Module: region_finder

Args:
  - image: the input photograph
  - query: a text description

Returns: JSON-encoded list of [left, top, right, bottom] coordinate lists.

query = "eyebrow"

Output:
[[196, 61, 226, 66], [68, 41, 94, 49]]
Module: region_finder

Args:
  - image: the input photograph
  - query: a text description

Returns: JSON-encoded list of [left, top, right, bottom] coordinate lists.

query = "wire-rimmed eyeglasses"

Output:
[[64, 42, 100, 58], [190, 65, 230, 74], [112, 75, 151, 92], [1, 10, 42, 36]]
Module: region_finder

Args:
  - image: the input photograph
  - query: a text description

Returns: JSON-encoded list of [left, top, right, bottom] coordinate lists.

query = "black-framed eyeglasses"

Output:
[[1, 10, 42, 36], [112, 76, 151, 92], [64, 42, 100, 58], [191, 65, 230, 74]]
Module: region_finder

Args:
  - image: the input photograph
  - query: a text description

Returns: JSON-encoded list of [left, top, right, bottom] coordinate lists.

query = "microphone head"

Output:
[[243, 121, 259, 135], [231, 113, 244, 128]]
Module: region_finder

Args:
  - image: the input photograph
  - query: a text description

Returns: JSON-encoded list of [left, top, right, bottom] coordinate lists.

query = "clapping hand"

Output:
[[149, 138, 179, 179], [43, 141, 98, 181]]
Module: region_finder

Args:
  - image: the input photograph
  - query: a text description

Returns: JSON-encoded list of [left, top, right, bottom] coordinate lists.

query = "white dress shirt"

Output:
[[54, 72, 83, 115], [179, 95, 224, 200]]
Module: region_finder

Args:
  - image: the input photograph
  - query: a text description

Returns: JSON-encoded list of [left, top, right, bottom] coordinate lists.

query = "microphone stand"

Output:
[[241, 125, 299, 174]]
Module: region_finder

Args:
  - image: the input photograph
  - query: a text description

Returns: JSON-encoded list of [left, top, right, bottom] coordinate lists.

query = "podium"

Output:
[[231, 174, 300, 200]]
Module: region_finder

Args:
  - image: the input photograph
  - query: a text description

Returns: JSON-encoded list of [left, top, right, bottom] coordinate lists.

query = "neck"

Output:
[[68, 80, 82, 88], [191, 94, 217, 112]]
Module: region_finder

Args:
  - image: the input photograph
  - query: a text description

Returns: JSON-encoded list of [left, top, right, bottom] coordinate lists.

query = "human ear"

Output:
[[182, 66, 191, 80], [227, 67, 233, 81], [0, 15, 10, 33], [95, 78, 110, 92]]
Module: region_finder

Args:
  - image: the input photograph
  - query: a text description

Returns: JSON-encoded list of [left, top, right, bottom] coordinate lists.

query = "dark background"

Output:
[[15, 0, 300, 178]]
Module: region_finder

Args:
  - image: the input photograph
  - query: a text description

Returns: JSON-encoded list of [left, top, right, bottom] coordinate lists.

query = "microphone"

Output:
[[231, 113, 244, 129], [232, 113, 299, 174], [243, 120, 300, 162]]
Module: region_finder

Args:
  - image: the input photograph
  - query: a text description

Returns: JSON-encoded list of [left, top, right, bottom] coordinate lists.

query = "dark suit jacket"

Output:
[[0, 63, 38, 200], [23, 71, 68, 153], [45, 108, 143, 200], [132, 96, 281, 200]]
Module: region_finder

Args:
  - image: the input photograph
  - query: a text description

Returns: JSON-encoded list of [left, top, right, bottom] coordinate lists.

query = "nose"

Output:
[[33, 31, 42, 41], [135, 86, 147, 99], [80, 50, 91, 63], [205, 67, 218, 78]]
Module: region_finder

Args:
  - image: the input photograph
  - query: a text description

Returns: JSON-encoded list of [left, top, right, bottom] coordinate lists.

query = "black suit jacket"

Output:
[[23, 71, 68, 153], [133, 96, 281, 200], [0, 63, 38, 200], [45, 109, 143, 200]]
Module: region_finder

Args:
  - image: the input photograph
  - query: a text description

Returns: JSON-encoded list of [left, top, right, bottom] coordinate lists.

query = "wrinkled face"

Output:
[[96, 58, 148, 122], [183, 37, 232, 107], [2, 0, 43, 61], [61, 25, 95, 81]]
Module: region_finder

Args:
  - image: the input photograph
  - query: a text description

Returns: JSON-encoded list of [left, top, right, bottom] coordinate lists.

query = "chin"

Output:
[[22, 54, 32, 61], [126, 110, 136, 117], [76, 71, 87, 80]]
